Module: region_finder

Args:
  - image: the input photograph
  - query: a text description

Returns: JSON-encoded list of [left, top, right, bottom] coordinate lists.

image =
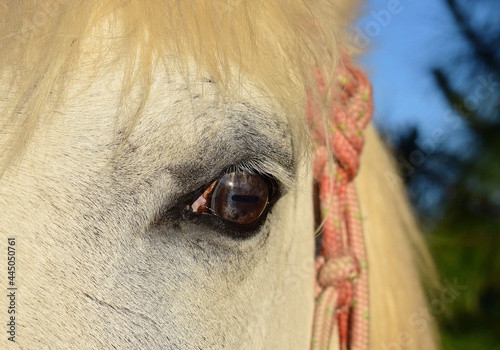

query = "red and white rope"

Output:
[[307, 55, 373, 350]]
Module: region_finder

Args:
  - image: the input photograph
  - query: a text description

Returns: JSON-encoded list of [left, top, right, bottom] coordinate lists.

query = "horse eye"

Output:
[[191, 172, 271, 226]]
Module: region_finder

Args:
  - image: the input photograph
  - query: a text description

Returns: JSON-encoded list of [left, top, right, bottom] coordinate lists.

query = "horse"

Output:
[[0, 1, 438, 349]]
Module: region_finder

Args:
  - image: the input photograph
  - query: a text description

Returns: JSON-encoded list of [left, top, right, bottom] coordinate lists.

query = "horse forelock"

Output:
[[0, 0, 350, 178]]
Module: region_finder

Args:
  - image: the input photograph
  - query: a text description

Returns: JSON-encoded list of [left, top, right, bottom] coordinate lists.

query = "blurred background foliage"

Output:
[[384, 0, 499, 348]]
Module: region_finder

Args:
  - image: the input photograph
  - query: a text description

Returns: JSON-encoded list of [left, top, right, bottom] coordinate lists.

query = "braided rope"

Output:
[[308, 55, 373, 350]]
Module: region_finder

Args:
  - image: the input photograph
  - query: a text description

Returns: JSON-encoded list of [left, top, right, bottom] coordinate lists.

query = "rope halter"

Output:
[[307, 55, 373, 350]]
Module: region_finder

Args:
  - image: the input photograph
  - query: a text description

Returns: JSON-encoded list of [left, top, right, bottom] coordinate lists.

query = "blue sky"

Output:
[[356, 0, 461, 140]]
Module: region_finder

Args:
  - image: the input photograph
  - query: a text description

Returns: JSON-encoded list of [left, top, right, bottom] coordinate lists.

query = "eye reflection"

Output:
[[191, 172, 271, 226]]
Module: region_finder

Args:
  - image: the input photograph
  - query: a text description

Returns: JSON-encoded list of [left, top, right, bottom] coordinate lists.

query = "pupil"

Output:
[[211, 172, 270, 225], [231, 195, 260, 203]]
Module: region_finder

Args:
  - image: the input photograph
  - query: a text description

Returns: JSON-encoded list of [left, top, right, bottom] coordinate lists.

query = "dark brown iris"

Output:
[[210, 172, 270, 225]]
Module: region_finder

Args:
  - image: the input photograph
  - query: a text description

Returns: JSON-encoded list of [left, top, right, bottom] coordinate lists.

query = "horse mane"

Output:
[[359, 127, 439, 349], [0, 1, 438, 349]]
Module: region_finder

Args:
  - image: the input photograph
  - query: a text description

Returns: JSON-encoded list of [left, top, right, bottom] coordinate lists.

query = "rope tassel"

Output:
[[308, 55, 373, 350]]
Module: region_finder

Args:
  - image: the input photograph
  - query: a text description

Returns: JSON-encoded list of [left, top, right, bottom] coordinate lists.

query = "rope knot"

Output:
[[317, 255, 360, 289], [314, 254, 360, 313]]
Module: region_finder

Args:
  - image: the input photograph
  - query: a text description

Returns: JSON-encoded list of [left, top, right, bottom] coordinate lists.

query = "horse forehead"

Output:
[[134, 68, 293, 142], [62, 62, 296, 183]]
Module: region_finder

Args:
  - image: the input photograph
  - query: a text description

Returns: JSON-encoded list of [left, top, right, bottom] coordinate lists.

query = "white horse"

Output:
[[0, 1, 438, 349]]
